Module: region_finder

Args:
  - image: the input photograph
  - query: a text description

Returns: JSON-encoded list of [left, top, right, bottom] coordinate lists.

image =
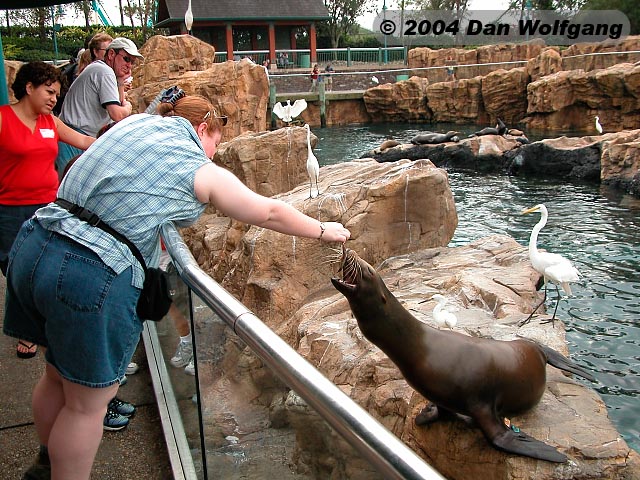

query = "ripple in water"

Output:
[[316, 124, 640, 452]]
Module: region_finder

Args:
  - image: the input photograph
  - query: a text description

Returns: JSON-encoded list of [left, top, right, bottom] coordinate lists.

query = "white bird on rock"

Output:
[[305, 124, 320, 198], [595, 115, 603, 134], [518, 204, 580, 327], [272, 99, 307, 125], [185, 0, 193, 34], [432, 294, 457, 329], [371, 76, 379, 84]]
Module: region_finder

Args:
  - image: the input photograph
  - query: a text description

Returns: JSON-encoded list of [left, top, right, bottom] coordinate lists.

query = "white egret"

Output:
[[594, 116, 603, 134], [272, 99, 307, 125], [518, 204, 580, 326], [185, 0, 193, 34], [371, 76, 379, 84], [432, 294, 457, 329], [305, 124, 320, 198]]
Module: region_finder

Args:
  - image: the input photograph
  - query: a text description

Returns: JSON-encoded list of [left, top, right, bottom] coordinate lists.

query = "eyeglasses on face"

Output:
[[203, 109, 228, 126], [116, 51, 134, 64]]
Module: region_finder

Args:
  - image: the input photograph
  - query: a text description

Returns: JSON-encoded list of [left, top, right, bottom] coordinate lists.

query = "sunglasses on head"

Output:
[[203, 109, 228, 126]]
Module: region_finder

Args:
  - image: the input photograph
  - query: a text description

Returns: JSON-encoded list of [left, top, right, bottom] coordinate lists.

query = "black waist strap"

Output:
[[54, 198, 147, 271]]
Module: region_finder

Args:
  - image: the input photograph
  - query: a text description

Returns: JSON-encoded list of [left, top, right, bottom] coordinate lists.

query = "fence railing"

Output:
[[214, 47, 407, 68]]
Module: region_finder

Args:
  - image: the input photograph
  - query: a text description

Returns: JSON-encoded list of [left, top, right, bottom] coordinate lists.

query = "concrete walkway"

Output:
[[0, 275, 173, 479]]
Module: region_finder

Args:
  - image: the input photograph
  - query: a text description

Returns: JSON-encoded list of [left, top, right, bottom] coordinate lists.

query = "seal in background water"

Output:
[[410, 130, 459, 145], [331, 248, 596, 463]]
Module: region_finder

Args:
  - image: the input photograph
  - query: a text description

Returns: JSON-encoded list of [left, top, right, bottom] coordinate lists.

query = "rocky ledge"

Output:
[[360, 130, 640, 196]]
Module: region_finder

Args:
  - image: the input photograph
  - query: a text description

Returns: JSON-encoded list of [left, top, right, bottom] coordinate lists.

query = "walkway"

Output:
[[0, 275, 173, 479]]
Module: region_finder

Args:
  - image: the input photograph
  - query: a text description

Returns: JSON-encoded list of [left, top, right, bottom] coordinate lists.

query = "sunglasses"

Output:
[[203, 109, 228, 126], [117, 51, 134, 64]]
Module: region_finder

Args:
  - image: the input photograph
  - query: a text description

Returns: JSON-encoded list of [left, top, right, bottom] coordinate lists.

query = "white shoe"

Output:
[[184, 359, 195, 376], [125, 362, 139, 375], [170, 341, 193, 368]]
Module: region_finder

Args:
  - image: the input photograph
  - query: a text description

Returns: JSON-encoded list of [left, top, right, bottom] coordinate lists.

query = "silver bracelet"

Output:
[[318, 222, 326, 240]]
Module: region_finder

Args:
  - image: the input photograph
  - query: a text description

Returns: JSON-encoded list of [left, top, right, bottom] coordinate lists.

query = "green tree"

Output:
[[323, 0, 376, 48], [583, 0, 638, 34]]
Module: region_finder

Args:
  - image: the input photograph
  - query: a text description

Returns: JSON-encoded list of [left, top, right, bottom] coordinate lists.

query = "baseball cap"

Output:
[[108, 37, 144, 59]]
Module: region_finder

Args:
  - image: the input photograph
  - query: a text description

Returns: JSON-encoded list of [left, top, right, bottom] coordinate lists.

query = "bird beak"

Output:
[[521, 206, 540, 215]]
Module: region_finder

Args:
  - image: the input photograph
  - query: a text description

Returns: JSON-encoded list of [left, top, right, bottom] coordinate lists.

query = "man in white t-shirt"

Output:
[[57, 37, 143, 173]]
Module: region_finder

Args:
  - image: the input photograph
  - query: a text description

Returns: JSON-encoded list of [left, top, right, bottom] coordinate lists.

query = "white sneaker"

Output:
[[184, 359, 195, 376], [125, 362, 139, 375], [170, 341, 193, 368]]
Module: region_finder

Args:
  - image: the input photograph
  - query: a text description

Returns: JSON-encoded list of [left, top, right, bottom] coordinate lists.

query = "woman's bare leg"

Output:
[[34, 364, 119, 480]]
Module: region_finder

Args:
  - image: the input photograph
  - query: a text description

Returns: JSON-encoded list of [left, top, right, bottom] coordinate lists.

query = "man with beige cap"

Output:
[[57, 37, 143, 174]]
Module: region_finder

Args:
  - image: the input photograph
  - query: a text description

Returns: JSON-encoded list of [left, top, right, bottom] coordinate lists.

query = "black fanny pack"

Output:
[[54, 198, 172, 321]]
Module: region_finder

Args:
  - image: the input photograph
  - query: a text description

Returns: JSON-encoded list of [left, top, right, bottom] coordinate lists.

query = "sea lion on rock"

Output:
[[410, 130, 459, 145], [373, 139, 402, 154], [331, 248, 596, 463], [471, 126, 500, 137]]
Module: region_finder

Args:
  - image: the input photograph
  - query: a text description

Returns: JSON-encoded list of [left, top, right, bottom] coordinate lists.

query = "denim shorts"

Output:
[[0, 203, 48, 276], [3, 218, 143, 388]]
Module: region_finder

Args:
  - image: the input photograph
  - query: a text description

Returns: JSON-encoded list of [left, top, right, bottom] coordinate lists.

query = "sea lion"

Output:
[[471, 126, 500, 136], [410, 130, 459, 145], [331, 248, 596, 463], [373, 139, 402, 154]]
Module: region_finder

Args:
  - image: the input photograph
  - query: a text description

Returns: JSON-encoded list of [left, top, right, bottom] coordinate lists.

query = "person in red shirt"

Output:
[[0, 61, 95, 358]]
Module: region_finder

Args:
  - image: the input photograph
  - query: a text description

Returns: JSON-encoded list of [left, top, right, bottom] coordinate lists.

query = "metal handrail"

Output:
[[160, 222, 444, 480]]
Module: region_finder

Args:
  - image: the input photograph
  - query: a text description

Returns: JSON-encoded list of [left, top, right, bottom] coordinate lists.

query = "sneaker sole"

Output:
[[170, 359, 192, 368], [103, 423, 128, 432]]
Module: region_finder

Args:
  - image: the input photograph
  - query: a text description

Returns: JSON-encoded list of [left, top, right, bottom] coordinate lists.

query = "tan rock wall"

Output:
[[527, 64, 640, 131], [3, 60, 21, 104], [187, 158, 458, 326], [128, 58, 269, 142], [132, 34, 216, 86], [363, 76, 431, 123]]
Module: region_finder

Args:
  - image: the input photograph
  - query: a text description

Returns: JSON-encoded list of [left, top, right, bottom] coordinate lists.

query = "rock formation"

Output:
[[128, 36, 269, 142], [600, 129, 640, 196], [526, 63, 640, 131], [185, 158, 458, 326], [361, 129, 640, 191], [3, 60, 21, 103], [363, 76, 431, 123]]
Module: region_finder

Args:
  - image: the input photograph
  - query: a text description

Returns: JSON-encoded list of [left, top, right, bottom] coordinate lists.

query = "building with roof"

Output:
[[155, 0, 330, 68]]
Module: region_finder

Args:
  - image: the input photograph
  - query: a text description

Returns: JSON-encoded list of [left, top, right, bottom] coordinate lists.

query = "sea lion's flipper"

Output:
[[491, 427, 568, 463], [415, 403, 458, 425], [539, 345, 596, 382]]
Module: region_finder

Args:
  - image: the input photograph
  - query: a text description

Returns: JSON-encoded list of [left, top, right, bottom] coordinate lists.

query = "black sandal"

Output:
[[16, 340, 38, 359]]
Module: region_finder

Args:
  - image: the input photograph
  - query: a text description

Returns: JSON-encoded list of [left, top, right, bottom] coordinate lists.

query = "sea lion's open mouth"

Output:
[[332, 246, 362, 292]]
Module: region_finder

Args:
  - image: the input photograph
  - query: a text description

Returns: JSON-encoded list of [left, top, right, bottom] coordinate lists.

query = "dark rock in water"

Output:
[[504, 137, 601, 181]]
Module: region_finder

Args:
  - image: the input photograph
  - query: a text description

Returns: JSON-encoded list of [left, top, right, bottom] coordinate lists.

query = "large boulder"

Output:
[[363, 76, 431, 123], [481, 67, 529, 123], [3, 60, 22, 103], [426, 76, 487, 124], [600, 129, 640, 195], [132, 34, 216, 86], [128, 58, 269, 142], [527, 47, 562, 82], [186, 158, 458, 325], [214, 126, 312, 198], [505, 135, 604, 180]]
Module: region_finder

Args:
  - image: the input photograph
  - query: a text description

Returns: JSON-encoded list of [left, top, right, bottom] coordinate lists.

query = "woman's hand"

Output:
[[318, 221, 350, 243]]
